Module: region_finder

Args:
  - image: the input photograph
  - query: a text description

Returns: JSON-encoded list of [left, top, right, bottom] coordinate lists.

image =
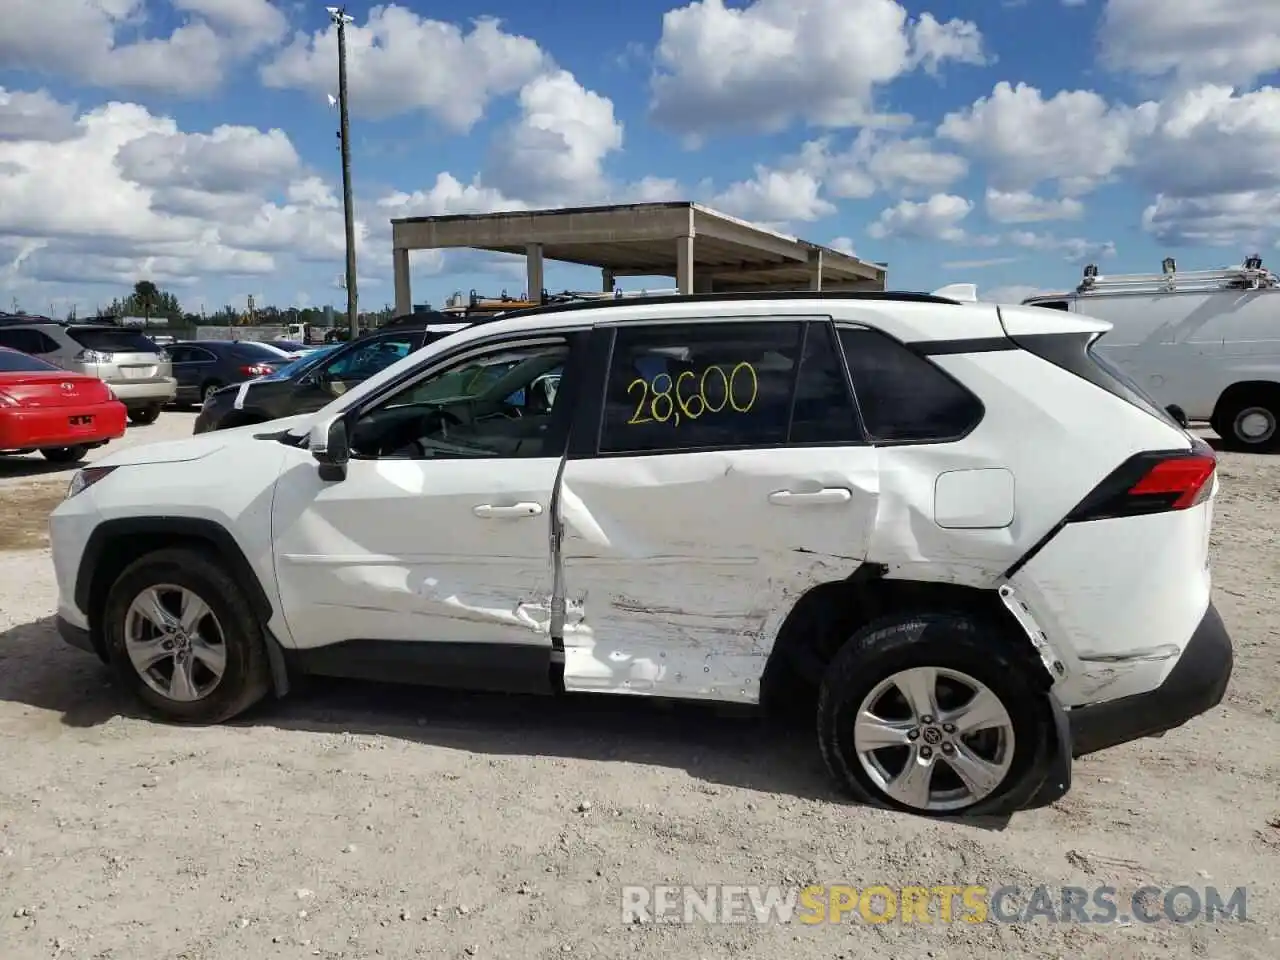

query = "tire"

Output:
[[1216, 396, 1280, 453], [128, 405, 161, 426], [201, 381, 223, 403], [41, 445, 88, 463], [101, 547, 271, 724], [816, 613, 1050, 817]]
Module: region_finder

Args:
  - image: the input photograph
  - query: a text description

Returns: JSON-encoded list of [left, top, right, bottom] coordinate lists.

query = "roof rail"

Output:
[[496, 289, 960, 321], [0, 312, 57, 327], [1077, 255, 1279, 295]]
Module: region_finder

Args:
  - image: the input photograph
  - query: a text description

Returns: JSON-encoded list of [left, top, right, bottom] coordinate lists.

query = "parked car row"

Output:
[[0, 316, 175, 425], [0, 313, 334, 464], [0, 347, 128, 462], [193, 317, 470, 433]]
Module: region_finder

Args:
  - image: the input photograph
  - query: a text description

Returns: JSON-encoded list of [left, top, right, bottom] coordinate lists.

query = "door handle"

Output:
[[768, 488, 853, 506], [473, 502, 544, 519]]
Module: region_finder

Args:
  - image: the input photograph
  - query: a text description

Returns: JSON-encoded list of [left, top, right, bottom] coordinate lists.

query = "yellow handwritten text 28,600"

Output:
[[626, 362, 758, 426]]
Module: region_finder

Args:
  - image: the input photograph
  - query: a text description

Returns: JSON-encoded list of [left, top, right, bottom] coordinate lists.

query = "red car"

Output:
[[0, 347, 128, 463]]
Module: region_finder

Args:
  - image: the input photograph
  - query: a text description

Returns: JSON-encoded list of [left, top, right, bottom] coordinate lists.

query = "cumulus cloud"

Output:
[[261, 7, 549, 130], [0, 93, 367, 290], [1100, 0, 1280, 88], [649, 0, 987, 135], [0, 0, 285, 97]]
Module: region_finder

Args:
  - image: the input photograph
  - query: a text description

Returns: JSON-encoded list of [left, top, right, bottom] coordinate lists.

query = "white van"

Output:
[[1022, 258, 1280, 452]]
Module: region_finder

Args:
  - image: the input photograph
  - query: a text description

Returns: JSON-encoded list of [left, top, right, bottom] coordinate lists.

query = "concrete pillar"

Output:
[[676, 235, 694, 294], [602, 269, 615, 293], [392, 248, 412, 316], [808, 249, 824, 291], [526, 243, 544, 302]]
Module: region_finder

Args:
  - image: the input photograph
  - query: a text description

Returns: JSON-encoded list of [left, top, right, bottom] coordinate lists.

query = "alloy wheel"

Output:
[[123, 584, 227, 702], [852, 665, 1015, 813]]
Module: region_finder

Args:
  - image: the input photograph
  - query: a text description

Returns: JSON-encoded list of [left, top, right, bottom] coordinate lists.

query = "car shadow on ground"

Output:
[[0, 420, 163, 480], [0, 616, 1015, 828], [0, 455, 74, 479]]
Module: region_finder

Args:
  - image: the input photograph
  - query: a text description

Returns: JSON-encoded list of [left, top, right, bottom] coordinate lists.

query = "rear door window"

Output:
[[837, 327, 984, 442], [597, 321, 802, 454], [0, 349, 59, 372], [0, 329, 59, 354], [68, 328, 160, 354]]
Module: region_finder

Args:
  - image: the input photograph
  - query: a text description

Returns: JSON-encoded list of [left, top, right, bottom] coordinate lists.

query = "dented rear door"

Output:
[[556, 317, 879, 703]]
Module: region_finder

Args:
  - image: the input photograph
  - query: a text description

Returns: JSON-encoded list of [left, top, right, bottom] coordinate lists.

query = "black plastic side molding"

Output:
[[75, 517, 273, 622]]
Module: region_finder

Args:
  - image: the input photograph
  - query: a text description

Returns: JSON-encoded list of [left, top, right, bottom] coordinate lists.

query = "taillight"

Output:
[[241, 364, 273, 377], [75, 349, 112, 364], [1069, 439, 1217, 522]]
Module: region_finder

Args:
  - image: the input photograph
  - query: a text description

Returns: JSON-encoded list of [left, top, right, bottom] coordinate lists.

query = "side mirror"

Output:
[[309, 417, 349, 481]]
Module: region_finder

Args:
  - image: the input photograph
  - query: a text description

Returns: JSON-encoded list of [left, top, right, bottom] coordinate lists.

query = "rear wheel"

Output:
[[128, 404, 161, 426], [102, 547, 271, 724], [1217, 396, 1280, 452], [41, 445, 88, 463], [201, 381, 223, 403], [816, 613, 1049, 816]]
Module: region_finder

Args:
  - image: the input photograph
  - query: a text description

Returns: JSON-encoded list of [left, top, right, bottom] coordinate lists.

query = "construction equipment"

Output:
[[1076, 255, 1279, 295]]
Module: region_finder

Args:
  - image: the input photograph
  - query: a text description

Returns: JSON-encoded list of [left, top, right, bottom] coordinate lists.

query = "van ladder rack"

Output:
[[1078, 259, 1279, 295]]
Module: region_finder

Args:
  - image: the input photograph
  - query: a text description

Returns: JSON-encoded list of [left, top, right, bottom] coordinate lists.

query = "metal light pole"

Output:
[[328, 6, 359, 339]]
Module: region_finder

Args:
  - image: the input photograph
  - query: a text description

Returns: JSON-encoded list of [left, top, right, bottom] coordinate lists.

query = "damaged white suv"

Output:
[[49, 292, 1233, 817]]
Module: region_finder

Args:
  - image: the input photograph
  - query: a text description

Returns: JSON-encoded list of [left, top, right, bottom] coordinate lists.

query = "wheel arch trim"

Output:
[[75, 516, 274, 624]]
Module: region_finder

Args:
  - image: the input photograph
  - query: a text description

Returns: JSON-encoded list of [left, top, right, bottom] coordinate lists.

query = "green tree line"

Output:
[[46, 280, 398, 330]]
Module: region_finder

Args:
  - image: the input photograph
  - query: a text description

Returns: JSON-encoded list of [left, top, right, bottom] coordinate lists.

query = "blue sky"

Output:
[[1, 0, 1278, 316]]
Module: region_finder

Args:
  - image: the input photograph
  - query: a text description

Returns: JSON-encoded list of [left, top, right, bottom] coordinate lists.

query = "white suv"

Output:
[[48, 292, 1233, 816]]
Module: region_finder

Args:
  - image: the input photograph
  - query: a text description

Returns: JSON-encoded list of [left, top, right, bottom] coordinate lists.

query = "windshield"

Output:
[[263, 345, 340, 381], [282, 328, 474, 436], [68, 327, 161, 354], [0, 349, 60, 373]]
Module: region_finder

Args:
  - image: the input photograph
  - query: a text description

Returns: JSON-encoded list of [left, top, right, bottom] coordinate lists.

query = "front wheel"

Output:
[[41, 445, 88, 463], [816, 614, 1049, 816], [102, 547, 271, 723], [128, 404, 161, 426]]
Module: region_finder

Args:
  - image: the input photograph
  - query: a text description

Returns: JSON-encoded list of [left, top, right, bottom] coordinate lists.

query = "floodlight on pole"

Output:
[[330, 5, 359, 339]]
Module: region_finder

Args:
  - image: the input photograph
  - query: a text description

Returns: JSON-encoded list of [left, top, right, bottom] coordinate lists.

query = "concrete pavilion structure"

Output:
[[390, 202, 887, 315]]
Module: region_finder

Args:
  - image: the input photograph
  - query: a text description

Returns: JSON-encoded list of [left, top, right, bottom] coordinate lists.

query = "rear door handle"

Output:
[[473, 502, 544, 519], [768, 488, 853, 506]]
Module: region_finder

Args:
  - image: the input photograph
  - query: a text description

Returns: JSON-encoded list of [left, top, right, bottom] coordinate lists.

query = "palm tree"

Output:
[[133, 280, 160, 321]]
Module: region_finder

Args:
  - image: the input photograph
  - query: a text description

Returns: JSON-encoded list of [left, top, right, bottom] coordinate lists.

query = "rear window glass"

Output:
[[0, 349, 59, 373], [68, 328, 161, 353], [838, 327, 984, 442], [230, 341, 290, 361]]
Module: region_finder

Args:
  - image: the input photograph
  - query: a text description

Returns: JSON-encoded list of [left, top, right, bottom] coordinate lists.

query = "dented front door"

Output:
[[272, 454, 562, 651], [554, 317, 880, 703]]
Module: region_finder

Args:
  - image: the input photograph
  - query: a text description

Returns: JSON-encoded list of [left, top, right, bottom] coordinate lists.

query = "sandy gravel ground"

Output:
[[0, 422, 1276, 960]]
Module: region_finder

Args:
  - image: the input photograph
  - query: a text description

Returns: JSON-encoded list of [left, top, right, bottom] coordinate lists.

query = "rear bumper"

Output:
[[0, 402, 127, 449], [105, 378, 177, 405], [1068, 602, 1233, 757]]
